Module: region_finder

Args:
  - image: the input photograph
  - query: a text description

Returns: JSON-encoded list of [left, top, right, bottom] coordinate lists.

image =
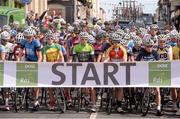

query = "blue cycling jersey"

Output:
[[168, 41, 177, 47], [61, 45, 67, 55], [0, 45, 5, 53], [136, 48, 159, 61], [127, 40, 134, 54], [20, 39, 41, 61]]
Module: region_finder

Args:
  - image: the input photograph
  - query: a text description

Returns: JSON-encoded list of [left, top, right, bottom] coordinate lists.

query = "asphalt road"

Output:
[[0, 108, 179, 119]]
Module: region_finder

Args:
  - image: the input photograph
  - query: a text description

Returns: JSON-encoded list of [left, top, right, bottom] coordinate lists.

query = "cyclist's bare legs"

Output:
[[91, 88, 96, 105], [171, 88, 177, 110], [155, 88, 161, 111], [34, 88, 40, 104], [49, 88, 54, 102], [116, 88, 123, 112]]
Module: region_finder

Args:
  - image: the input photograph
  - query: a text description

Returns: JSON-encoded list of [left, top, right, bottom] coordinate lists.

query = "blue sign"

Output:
[[20, 0, 32, 4]]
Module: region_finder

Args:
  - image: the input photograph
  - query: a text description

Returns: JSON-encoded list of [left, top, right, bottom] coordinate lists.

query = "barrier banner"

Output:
[[0, 63, 4, 86], [1, 61, 180, 87]]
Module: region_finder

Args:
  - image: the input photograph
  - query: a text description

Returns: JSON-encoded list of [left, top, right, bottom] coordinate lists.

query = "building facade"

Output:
[[0, 0, 105, 24], [27, 0, 47, 15], [170, 0, 180, 31]]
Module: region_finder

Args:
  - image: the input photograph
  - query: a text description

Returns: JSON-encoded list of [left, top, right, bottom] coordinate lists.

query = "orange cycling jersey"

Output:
[[107, 44, 127, 62]]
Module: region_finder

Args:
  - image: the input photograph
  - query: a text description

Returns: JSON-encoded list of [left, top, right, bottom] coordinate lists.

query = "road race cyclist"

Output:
[[0, 31, 14, 111], [172, 33, 180, 115], [19, 27, 42, 111], [72, 31, 97, 112], [136, 35, 162, 116], [104, 33, 127, 113], [42, 33, 64, 110]]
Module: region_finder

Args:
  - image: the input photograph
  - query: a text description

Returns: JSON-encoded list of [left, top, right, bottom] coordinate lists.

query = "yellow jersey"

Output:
[[172, 45, 180, 60]]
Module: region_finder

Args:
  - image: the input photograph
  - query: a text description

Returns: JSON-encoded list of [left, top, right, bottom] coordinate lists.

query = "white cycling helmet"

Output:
[[80, 32, 89, 38], [88, 35, 95, 44], [119, 39, 128, 46], [3, 25, 11, 32], [158, 34, 167, 42], [46, 33, 57, 41], [144, 38, 154, 46], [133, 36, 142, 45], [23, 28, 34, 37], [15, 33, 24, 43], [112, 33, 121, 40], [0, 31, 10, 40], [123, 33, 131, 40]]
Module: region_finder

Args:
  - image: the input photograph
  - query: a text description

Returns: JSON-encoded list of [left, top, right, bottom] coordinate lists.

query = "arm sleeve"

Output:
[[39, 10, 48, 21]]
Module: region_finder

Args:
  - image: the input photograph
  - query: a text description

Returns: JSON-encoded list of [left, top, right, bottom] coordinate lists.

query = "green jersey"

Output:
[[43, 43, 62, 62], [73, 43, 94, 62]]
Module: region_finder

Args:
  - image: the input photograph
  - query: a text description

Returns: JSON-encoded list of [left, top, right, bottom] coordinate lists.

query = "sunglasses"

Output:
[[47, 38, 54, 41], [81, 38, 88, 41], [159, 40, 166, 43], [146, 45, 153, 48]]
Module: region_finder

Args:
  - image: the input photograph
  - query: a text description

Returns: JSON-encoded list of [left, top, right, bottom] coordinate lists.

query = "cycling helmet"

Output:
[[144, 38, 154, 46], [111, 33, 121, 43], [88, 35, 95, 44], [94, 25, 101, 31], [112, 33, 121, 40], [87, 23, 94, 29], [53, 18, 61, 24], [95, 34, 103, 40], [112, 38, 120, 43], [46, 33, 57, 40], [10, 30, 17, 37], [124, 28, 130, 33], [177, 33, 180, 39], [133, 36, 142, 45], [23, 28, 34, 37], [168, 31, 179, 39], [80, 32, 89, 38], [97, 20, 102, 26], [158, 34, 167, 41], [0, 31, 10, 40], [15, 33, 24, 43], [67, 26, 74, 33], [46, 30, 53, 35], [123, 33, 131, 40], [92, 17, 98, 23], [143, 34, 152, 41], [3, 25, 11, 32], [73, 26, 81, 34], [116, 29, 124, 36], [109, 33, 114, 39], [150, 24, 159, 29], [80, 20, 86, 26], [119, 39, 128, 46]]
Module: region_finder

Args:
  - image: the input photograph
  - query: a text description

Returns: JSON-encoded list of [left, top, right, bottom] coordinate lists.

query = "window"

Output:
[[0, 15, 7, 28]]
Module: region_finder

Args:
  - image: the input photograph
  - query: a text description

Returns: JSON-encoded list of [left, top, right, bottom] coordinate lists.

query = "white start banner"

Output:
[[1, 61, 180, 87]]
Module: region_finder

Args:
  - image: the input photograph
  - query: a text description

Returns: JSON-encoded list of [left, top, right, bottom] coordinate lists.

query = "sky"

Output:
[[100, 0, 159, 20]]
